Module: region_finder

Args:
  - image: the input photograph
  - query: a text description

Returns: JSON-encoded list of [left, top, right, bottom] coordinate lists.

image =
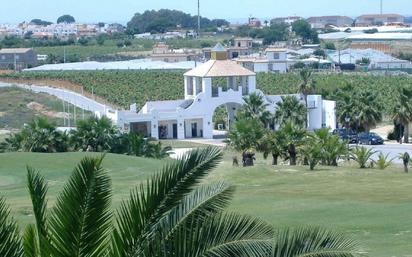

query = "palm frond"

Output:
[[170, 213, 273, 257], [0, 197, 23, 257], [48, 155, 112, 257], [23, 224, 39, 257], [112, 147, 223, 257], [27, 167, 49, 243], [155, 182, 235, 241], [271, 227, 359, 257]]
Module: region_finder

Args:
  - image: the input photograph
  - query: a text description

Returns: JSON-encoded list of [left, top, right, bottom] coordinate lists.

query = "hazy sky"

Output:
[[0, 0, 410, 24]]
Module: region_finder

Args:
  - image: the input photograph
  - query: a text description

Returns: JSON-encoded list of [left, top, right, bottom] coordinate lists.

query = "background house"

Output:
[[307, 16, 353, 29], [356, 14, 405, 26], [0, 48, 37, 70]]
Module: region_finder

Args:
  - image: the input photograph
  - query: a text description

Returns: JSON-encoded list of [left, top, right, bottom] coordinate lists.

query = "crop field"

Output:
[[0, 151, 412, 257], [34, 36, 230, 61], [1, 71, 411, 114]]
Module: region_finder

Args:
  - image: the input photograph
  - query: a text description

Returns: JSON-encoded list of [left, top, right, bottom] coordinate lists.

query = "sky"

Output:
[[0, 0, 410, 24]]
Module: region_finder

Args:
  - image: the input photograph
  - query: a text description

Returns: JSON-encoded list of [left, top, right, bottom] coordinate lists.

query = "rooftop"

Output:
[[184, 59, 255, 77], [266, 48, 287, 52], [0, 48, 32, 54]]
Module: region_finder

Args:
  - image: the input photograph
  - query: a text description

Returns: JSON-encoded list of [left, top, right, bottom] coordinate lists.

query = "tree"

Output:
[[261, 131, 284, 165], [237, 92, 271, 125], [391, 86, 412, 144], [292, 19, 319, 43], [227, 118, 265, 166], [96, 34, 106, 46], [278, 121, 306, 166], [78, 37, 89, 46], [274, 95, 307, 128], [30, 19, 53, 26], [0, 148, 360, 257], [298, 69, 315, 111], [57, 15, 75, 24], [71, 116, 117, 152], [4, 118, 69, 153], [299, 134, 322, 170]]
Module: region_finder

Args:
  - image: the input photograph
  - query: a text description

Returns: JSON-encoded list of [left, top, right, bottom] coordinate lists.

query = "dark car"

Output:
[[333, 128, 358, 143], [358, 132, 384, 145]]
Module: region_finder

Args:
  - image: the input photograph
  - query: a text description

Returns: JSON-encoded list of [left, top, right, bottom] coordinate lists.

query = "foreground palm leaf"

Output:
[[169, 213, 274, 257], [0, 197, 23, 257], [112, 147, 224, 256], [48, 156, 112, 257], [271, 227, 359, 257]]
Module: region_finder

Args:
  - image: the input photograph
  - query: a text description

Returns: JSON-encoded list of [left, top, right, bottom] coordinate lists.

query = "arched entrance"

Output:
[[212, 102, 243, 139]]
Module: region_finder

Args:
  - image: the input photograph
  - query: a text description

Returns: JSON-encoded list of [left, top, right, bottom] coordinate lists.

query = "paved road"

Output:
[[356, 143, 412, 164]]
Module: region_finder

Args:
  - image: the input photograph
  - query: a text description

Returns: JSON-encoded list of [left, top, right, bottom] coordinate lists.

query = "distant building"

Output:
[[233, 37, 253, 48], [150, 42, 197, 63], [0, 48, 37, 70], [307, 16, 353, 29], [236, 48, 288, 73], [271, 16, 302, 25], [202, 39, 252, 60], [248, 17, 262, 28], [356, 14, 405, 26]]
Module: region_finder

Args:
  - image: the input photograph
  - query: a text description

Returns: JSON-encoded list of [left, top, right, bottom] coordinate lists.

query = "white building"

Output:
[[236, 47, 288, 73], [113, 44, 336, 139]]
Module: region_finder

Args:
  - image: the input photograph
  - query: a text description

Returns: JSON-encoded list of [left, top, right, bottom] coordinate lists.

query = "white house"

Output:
[[113, 44, 336, 140], [236, 47, 288, 73]]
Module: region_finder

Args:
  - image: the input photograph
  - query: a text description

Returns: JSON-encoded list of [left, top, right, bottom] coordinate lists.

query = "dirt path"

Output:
[[0, 78, 119, 109]]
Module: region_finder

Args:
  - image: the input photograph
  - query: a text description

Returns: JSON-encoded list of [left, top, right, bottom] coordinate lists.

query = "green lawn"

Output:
[[1, 151, 411, 256]]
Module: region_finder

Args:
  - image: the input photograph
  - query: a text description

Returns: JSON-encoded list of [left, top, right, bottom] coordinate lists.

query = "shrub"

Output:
[[350, 146, 377, 168], [375, 152, 394, 170]]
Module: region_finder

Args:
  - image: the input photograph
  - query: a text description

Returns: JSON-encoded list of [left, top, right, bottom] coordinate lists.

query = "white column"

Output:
[[151, 120, 159, 139], [248, 75, 256, 93], [202, 78, 212, 98], [202, 115, 213, 139], [177, 118, 185, 139]]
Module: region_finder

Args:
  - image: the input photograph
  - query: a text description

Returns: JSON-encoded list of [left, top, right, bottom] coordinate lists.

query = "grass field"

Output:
[[0, 87, 92, 129], [0, 151, 411, 256]]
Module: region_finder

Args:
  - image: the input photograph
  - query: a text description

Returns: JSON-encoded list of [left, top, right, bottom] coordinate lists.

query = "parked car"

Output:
[[333, 128, 358, 143], [358, 132, 384, 145]]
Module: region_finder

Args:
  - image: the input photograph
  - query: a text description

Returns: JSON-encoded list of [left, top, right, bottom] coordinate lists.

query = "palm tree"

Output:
[[0, 148, 360, 257], [298, 69, 315, 108], [72, 116, 117, 152], [313, 128, 348, 166], [274, 96, 307, 128], [227, 118, 265, 166], [356, 92, 383, 133], [238, 92, 271, 126], [350, 146, 377, 169], [391, 86, 412, 144], [278, 121, 306, 166], [261, 131, 284, 165], [299, 134, 322, 170]]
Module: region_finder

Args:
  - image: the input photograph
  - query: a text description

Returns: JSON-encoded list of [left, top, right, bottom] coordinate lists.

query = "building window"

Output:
[[273, 53, 280, 59], [15, 55, 20, 60], [1, 55, 5, 60]]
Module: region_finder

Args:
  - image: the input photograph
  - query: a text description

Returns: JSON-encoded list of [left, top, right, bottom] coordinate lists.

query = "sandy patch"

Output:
[[371, 125, 393, 139], [27, 101, 70, 119]]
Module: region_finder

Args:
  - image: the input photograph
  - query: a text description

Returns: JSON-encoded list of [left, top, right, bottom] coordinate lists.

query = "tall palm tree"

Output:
[[356, 92, 383, 133], [298, 69, 315, 108], [0, 148, 360, 257], [391, 86, 412, 144], [274, 96, 307, 128], [238, 92, 271, 126]]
